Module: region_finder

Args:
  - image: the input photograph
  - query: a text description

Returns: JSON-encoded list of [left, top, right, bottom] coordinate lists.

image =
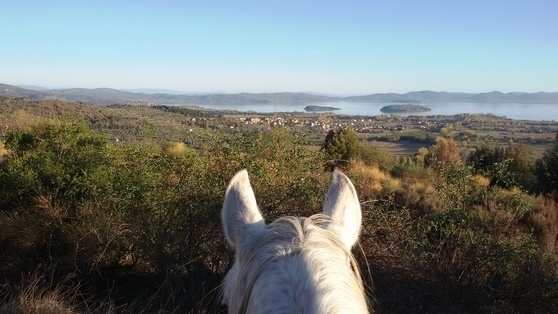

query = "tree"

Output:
[[468, 143, 536, 190], [425, 137, 462, 169], [535, 132, 558, 194], [321, 126, 359, 161]]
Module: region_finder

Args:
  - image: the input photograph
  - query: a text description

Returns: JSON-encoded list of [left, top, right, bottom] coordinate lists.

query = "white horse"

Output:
[[221, 170, 368, 313]]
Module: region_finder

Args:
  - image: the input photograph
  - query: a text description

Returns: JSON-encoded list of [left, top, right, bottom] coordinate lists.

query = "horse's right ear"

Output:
[[322, 170, 362, 250], [222, 170, 266, 251]]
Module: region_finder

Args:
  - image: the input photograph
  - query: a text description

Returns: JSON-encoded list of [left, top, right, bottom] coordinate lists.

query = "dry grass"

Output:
[[530, 195, 558, 254], [34, 194, 69, 221], [0, 212, 42, 263], [0, 272, 78, 314], [0, 271, 129, 314]]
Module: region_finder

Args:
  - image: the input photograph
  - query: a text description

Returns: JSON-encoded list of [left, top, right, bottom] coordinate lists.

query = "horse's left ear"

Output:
[[322, 170, 362, 250], [222, 170, 266, 252]]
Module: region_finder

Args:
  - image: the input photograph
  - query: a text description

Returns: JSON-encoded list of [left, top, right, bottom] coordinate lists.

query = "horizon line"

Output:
[[5, 83, 558, 97]]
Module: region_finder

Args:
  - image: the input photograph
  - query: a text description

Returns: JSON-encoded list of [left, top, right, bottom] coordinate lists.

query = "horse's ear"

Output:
[[222, 170, 266, 251], [322, 170, 362, 249]]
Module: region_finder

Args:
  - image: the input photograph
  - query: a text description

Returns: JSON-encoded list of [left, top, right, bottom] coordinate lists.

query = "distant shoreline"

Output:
[[183, 102, 558, 121]]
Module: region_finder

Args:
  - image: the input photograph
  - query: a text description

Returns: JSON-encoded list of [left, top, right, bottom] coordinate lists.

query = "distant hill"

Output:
[[16, 85, 49, 91], [122, 88, 187, 95], [0, 84, 336, 105], [344, 91, 471, 103], [47, 87, 151, 105], [1, 83, 558, 105], [0, 84, 46, 99], [183, 92, 338, 105], [345, 91, 558, 104]]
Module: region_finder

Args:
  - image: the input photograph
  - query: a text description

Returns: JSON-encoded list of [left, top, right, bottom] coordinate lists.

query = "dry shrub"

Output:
[[162, 141, 187, 156], [348, 161, 398, 197], [395, 181, 442, 214], [490, 187, 529, 213], [426, 137, 463, 168], [530, 195, 558, 254], [0, 195, 132, 284], [0, 212, 46, 277], [479, 187, 533, 236], [69, 203, 135, 273], [381, 177, 400, 196], [469, 173, 491, 188], [0, 143, 8, 167], [3, 109, 54, 131], [0, 141, 7, 157]]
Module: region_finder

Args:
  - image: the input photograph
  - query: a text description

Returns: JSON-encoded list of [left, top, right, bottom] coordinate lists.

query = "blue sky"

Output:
[[1, 0, 557, 95]]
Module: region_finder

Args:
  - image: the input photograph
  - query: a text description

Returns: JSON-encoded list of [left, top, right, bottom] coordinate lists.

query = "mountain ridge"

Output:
[[1, 83, 558, 106]]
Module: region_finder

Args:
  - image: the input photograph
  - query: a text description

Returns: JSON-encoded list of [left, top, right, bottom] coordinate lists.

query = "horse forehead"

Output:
[[262, 216, 340, 247], [223, 216, 368, 313], [238, 217, 314, 265]]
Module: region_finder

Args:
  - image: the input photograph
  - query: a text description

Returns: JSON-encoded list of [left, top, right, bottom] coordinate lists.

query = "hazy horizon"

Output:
[[1, 1, 557, 95], [10, 83, 558, 97]]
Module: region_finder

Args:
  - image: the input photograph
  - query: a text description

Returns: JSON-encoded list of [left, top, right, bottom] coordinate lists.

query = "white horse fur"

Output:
[[222, 169, 368, 313]]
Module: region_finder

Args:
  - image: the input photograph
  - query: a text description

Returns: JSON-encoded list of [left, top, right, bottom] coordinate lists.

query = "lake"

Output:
[[181, 102, 558, 121]]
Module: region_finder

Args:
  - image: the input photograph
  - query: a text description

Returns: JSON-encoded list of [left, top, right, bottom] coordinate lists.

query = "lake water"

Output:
[[183, 102, 558, 121]]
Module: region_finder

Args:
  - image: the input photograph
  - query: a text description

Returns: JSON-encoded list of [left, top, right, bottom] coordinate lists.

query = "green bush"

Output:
[[321, 126, 359, 161], [535, 132, 558, 194], [356, 142, 394, 171], [1, 119, 109, 212], [0, 121, 332, 311]]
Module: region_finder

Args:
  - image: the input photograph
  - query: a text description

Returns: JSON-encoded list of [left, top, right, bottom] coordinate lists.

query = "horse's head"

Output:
[[221, 170, 368, 313]]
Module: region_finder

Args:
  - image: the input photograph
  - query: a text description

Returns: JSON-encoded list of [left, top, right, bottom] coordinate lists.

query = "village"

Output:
[[182, 109, 558, 151]]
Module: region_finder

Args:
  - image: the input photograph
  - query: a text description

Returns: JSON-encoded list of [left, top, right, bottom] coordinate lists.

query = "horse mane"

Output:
[[222, 214, 368, 313]]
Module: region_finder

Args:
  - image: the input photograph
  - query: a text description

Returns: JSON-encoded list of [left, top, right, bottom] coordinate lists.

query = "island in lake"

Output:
[[380, 104, 432, 113], [304, 105, 340, 112]]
